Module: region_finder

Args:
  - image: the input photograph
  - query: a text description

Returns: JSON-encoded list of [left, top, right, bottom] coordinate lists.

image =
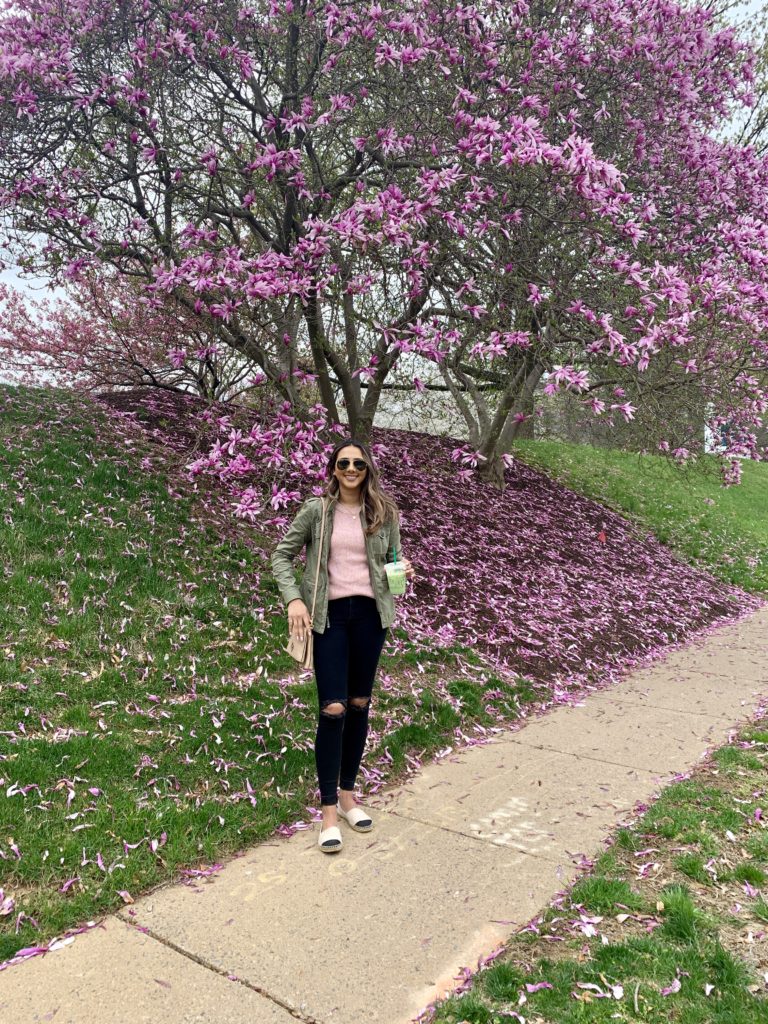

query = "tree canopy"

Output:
[[1, 0, 767, 485]]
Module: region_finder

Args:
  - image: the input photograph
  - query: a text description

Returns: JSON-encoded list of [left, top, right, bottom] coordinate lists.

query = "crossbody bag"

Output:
[[284, 498, 328, 670]]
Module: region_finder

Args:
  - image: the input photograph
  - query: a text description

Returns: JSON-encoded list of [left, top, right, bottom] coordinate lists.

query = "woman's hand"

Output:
[[287, 598, 312, 640], [397, 557, 416, 580]]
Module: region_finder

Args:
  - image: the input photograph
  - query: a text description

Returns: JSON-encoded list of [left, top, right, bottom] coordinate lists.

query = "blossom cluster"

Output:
[[0, 0, 766, 469]]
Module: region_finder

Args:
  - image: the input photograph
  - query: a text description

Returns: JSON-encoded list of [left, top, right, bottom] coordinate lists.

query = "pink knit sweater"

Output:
[[327, 505, 375, 600]]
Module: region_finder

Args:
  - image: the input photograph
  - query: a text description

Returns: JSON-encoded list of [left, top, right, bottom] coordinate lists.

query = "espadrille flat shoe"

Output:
[[337, 804, 373, 832], [317, 824, 343, 853]]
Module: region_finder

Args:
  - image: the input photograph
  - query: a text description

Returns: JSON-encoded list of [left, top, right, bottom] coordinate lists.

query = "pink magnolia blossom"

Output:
[[0, 0, 764, 477]]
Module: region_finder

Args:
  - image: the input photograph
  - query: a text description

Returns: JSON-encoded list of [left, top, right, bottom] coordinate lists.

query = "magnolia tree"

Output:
[[735, 0, 768, 153], [360, 0, 768, 478], [0, 0, 767, 492], [0, 273, 265, 399]]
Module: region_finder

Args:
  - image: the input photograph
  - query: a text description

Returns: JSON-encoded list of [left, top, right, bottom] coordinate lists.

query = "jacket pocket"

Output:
[[368, 526, 390, 559]]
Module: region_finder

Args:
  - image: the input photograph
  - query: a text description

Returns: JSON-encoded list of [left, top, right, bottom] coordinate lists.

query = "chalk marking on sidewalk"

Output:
[[386, 806, 591, 865]]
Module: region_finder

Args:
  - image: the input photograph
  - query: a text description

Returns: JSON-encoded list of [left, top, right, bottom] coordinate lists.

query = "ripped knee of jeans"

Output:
[[349, 696, 370, 711], [320, 700, 347, 719]]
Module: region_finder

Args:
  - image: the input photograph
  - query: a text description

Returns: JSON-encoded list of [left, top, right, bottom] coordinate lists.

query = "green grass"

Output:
[[658, 883, 707, 944], [430, 727, 768, 1024], [569, 876, 645, 914], [676, 852, 714, 886], [513, 440, 768, 593], [639, 779, 748, 854], [0, 385, 531, 964], [733, 863, 768, 886], [437, 940, 760, 1023]]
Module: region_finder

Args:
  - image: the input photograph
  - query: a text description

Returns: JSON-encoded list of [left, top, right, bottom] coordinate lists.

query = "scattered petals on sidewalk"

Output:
[[177, 862, 224, 885], [0, 920, 105, 972]]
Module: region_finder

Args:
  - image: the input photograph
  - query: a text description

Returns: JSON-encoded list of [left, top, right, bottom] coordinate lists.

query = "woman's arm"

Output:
[[270, 500, 315, 606]]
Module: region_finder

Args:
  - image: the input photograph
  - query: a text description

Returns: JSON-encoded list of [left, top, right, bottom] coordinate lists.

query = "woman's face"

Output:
[[333, 445, 369, 502]]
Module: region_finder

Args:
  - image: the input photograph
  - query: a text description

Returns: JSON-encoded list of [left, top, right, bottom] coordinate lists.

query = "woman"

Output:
[[271, 438, 415, 853]]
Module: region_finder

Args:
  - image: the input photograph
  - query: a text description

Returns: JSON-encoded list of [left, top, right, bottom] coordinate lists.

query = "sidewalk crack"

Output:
[[120, 916, 322, 1023], [507, 738, 675, 775], [591, 695, 743, 719]]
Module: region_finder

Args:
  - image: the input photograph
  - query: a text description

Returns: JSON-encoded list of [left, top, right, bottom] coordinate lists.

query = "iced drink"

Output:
[[385, 561, 407, 595]]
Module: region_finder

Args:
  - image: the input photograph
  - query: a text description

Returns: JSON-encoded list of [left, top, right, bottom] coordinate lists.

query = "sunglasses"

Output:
[[336, 458, 368, 472]]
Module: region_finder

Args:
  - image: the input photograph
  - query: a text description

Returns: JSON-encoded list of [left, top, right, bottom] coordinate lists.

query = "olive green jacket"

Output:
[[270, 496, 402, 634]]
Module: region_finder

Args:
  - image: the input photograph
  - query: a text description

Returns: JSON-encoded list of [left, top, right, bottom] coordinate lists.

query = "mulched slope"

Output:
[[98, 389, 759, 690], [369, 426, 757, 686]]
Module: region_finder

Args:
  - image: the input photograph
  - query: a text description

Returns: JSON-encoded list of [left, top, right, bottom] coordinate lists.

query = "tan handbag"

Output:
[[284, 498, 328, 671]]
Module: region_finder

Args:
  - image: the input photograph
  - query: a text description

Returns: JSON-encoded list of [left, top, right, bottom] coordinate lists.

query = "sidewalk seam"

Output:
[[120, 915, 322, 1024], [506, 738, 678, 775], [587, 695, 750, 719]]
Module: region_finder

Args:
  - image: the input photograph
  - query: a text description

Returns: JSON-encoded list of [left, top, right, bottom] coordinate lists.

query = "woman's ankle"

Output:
[[321, 803, 339, 825], [338, 788, 356, 810]]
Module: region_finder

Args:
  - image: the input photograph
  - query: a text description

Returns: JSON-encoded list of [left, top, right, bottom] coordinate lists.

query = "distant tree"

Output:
[[0, 274, 264, 400], [732, 0, 768, 153]]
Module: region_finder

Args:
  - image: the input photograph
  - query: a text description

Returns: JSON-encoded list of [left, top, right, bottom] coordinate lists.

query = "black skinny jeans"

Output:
[[313, 596, 388, 806]]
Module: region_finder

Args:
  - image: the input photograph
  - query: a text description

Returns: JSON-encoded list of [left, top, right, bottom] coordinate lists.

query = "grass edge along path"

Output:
[[424, 705, 768, 1024]]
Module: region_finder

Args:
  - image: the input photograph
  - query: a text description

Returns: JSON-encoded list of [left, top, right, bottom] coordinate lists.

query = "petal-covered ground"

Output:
[[0, 384, 760, 970], [100, 388, 759, 695], [378, 427, 754, 684]]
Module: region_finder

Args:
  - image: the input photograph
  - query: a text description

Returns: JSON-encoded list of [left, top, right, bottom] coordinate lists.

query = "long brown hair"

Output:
[[321, 437, 400, 537]]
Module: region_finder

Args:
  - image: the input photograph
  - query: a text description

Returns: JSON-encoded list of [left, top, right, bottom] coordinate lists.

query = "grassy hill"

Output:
[[0, 384, 763, 967], [513, 440, 768, 595], [0, 385, 519, 965], [100, 387, 754, 688]]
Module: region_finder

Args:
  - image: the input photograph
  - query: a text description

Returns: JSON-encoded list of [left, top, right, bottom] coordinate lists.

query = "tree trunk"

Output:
[[476, 362, 544, 489], [304, 291, 341, 426], [514, 386, 535, 439], [348, 413, 373, 443], [477, 452, 507, 490]]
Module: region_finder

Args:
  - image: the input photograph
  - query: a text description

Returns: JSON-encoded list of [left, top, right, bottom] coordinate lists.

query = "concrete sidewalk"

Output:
[[2, 606, 766, 1024]]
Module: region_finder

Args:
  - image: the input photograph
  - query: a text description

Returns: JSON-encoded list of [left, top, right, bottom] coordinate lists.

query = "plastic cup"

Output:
[[385, 562, 407, 595]]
